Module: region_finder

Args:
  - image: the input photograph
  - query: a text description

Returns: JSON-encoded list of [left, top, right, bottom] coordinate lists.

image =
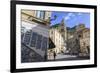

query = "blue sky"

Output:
[[50, 11, 90, 28]]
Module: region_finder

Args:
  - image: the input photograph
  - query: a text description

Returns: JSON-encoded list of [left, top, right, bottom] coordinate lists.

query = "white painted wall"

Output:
[[0, 0, 99, 73]]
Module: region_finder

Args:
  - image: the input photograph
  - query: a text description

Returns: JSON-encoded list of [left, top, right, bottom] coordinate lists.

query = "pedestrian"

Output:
[[44, 52, 47, 61], [53, 51, 56, 60]]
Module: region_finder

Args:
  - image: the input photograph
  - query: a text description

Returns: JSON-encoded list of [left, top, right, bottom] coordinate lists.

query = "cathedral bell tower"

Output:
[[60, 19, 67, 41]]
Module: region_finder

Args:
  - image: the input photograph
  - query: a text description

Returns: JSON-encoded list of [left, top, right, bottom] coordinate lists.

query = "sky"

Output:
[[50, 11, 90, 28]]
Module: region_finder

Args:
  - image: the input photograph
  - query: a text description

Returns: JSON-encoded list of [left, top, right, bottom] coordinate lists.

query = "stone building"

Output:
[[49, 19, 67, 54], [21, 10, 51, 24], [67, 26, 80, 55], [75, 24, 90, 56], [67, 24, 90, 56], [21, 10, 51, 62], [77, 28, 90, 56]]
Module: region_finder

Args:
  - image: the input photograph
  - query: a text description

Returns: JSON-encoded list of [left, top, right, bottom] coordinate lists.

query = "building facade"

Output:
[[67, 24, 90, 56], [67, 26, 80, 55], [21, 10, 51, 62], [49, 19, 67, 54], [78, 28, 90, 56], [21, 10, 51, 23]]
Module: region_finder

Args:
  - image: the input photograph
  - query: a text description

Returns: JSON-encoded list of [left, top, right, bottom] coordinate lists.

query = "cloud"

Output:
[[68, 13, 75, 17], [64, 13, 75, 21], [78, 13, 82, 15], [64, 16, 70, 21]]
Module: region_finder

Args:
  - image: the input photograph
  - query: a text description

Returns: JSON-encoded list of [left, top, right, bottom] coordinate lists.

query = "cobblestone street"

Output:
[[56, 54, 77, 59], [47, 53, 90, 61]]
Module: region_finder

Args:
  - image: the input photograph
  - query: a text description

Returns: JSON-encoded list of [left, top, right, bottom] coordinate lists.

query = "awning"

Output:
[[49, 38, 55, 49]]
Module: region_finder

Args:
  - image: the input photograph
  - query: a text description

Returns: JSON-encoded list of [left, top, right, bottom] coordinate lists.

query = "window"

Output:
[[36, 34, 42, 49], [24, 30, 32, 45], [36, 11, 41, 18], [30, 32, 37, 47], [40, 11, 45, 19], [36, 11, 45, 20], [41, 37, 48, 51], [21, 33, 24, 42]]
